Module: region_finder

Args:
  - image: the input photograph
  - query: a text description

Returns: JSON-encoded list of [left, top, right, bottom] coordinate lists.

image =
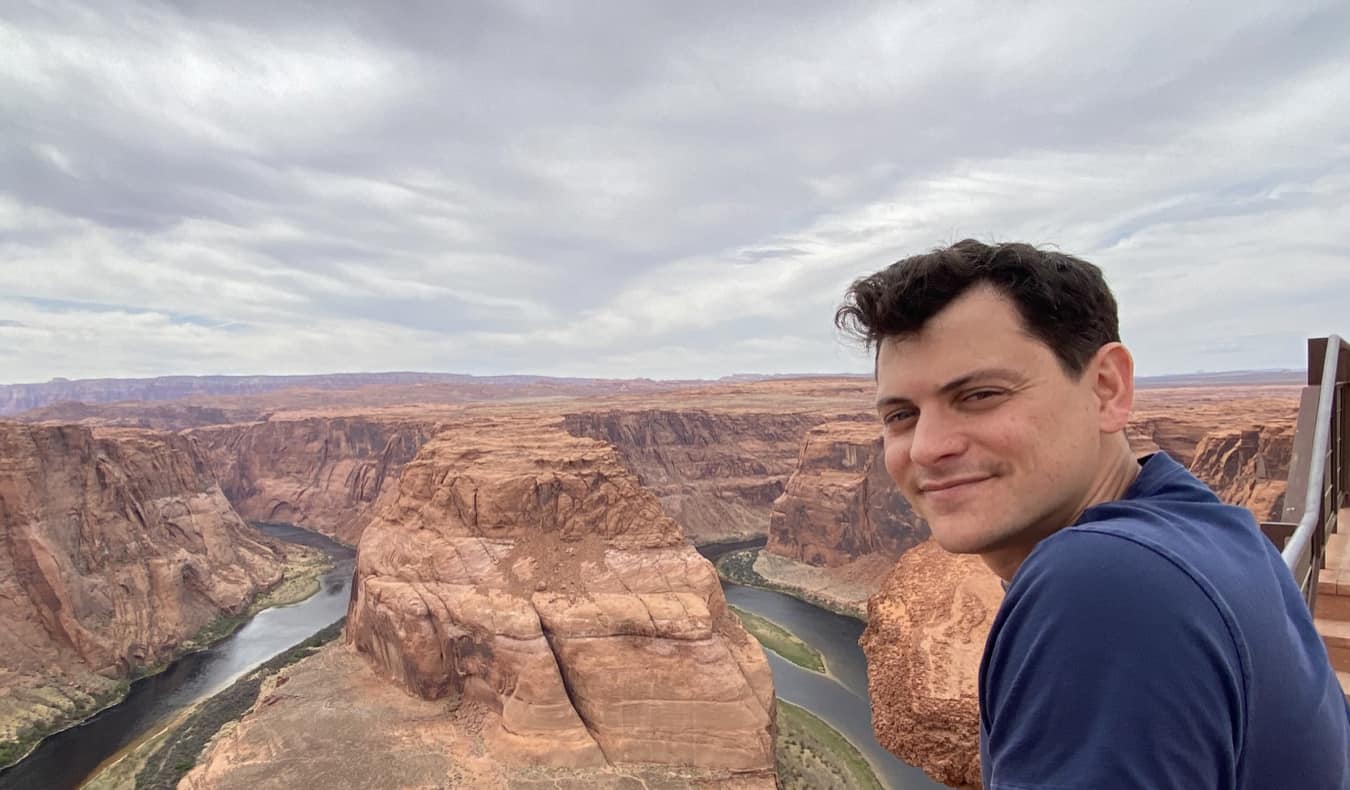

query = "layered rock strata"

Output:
[[345, 417, 776, 776], [766, 420, 928, 567], [16, 400, 266, 431], [190, 415, 444, 545], [183, 643, 776, 790], [563, 409, 826, 545], [1188, 422, 1294, 521], [0, 422, 285, 747]]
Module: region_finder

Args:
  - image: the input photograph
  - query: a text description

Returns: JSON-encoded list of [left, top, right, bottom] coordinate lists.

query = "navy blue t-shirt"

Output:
[[979, 452, 1350, 789]]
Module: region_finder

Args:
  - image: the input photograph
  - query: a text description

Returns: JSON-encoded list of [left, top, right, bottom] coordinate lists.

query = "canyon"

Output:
[[188, 413, 449, 546], [0, 422, 286, 760], [2, 375, 1301, 788], [187, 414, 779, 788]]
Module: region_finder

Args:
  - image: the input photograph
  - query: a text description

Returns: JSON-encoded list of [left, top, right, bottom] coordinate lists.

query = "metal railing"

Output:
[[1259, 336, 1349, 615]]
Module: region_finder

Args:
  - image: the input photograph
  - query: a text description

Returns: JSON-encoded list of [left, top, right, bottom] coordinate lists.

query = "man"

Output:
[[836, 239, 1349, 789]]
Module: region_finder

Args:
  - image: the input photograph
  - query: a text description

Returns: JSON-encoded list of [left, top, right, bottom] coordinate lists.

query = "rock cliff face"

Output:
[[860, 540, 1002, 790], [1125, 415, 1214, 466], [563, 409, 826, 545], [766, 420, 928, 567], [0, 422, 285, 746], [1188, 422, 1294, 521], [190, 416, 444, 546], [345, 417, 776, 776]]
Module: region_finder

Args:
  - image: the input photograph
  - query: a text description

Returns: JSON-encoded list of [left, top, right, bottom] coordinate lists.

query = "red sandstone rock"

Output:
[[345, 417, 776, 775], [190, 415, 444, 545], [0, 422, 285, 743], [861, 541, 1002, 789], [767, 420, 929, 567], [182, 643, 777, 790], [563, 409, 827, 544], [1188, 421, 1294, 521]]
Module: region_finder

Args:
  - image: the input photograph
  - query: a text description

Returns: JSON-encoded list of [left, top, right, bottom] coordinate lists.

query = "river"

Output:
[[701, 542, 943, 790], [0, 524, 355, 790]]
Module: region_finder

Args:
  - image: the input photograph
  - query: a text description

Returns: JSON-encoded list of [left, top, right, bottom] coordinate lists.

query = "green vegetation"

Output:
[[715, 548, 772, 587], [716, 548, 863, 621], [0, 732, 28, 768], [129, 618, 346, 790], [0, 678, 132, 770], [776, 699, 884, 790], [729, 605, 827, 674]]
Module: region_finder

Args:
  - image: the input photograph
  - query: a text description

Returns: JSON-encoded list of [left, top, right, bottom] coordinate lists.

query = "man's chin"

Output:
[[929, 527, 991, 556]]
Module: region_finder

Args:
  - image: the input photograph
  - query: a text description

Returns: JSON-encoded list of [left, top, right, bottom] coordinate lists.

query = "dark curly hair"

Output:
[[835, 239, 1120, 377]]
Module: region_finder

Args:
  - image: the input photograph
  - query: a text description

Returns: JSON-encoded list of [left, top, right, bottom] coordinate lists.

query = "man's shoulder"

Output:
[[1011, 522, 1207, 601]]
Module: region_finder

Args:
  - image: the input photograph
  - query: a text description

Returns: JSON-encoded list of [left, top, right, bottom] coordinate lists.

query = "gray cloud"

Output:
[[1, 0, 1348, 382]]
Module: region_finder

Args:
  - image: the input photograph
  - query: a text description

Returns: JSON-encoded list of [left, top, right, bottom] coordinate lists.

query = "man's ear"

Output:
[[1090, 342, 1134, 434]]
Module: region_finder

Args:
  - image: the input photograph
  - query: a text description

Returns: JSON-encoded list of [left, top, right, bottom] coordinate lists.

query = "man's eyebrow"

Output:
[[875, 368, 1022, 411], [936, 367, 1022, 394]]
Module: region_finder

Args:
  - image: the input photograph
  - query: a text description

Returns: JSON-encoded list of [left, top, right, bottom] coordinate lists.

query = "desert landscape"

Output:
[[0, 370, 1307, 789]]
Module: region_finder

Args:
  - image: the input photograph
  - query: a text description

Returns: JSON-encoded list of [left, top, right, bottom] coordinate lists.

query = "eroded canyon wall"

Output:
[[0, 422, 285, 748], [766, 420, 928, 567], [563, 409, 827, 545], [1188, 422, 1293, 521], [344, 417, 776, 776], [190, 415, 445, 545]]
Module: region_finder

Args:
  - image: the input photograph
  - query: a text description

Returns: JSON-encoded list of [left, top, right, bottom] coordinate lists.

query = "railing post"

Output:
[[1333, 378, 1344, 513]]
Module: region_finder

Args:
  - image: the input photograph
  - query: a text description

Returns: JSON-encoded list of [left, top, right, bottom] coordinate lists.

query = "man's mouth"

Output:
[[918, 475, 992, 495]]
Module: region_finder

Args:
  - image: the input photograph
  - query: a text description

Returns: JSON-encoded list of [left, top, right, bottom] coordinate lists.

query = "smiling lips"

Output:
[[918, 475, 992, 496]]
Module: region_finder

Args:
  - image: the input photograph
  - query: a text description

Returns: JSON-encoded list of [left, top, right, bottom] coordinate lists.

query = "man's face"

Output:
[[875, 286, 1105, 558]]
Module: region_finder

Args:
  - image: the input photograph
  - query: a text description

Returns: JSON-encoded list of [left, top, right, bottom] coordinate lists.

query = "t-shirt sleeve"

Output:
[[980, 530, 1246, 790]]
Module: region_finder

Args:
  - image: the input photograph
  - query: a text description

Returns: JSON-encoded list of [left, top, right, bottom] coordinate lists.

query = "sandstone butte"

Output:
[[183, 415, 778, 789], [0, 421, 286, 752]]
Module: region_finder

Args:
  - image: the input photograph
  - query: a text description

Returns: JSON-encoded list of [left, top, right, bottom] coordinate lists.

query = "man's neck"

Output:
[[981, 436, 1142, 583]]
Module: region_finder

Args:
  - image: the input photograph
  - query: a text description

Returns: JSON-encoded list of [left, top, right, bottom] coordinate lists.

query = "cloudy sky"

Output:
[[1, 0, 1347, 383]]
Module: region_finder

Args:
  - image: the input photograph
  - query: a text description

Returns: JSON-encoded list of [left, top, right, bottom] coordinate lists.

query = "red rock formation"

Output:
[[1125, 414, 1214, 466], [562, 409, 826, 544], [190, 415, 444, 545], [346, 417, 776, 775], [767, 420, 928, 567], [0, 422, 285, 745], [861, 541, 1002, 790], [15, 400, 267, 431], [1188, 421, 1294, 521]]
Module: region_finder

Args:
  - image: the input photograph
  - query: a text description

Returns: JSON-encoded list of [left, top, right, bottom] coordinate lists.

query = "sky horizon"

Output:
[[3, 1, 1348, 385], [0, 365, 1315, 389]]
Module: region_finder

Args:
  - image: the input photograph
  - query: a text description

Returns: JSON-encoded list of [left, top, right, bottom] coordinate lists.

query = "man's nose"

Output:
[[909, 409, 967, 467]]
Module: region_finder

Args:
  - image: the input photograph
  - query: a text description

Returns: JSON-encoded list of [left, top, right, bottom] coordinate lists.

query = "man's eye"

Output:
[[964, 389, 1006, 404], [884, 410, 916, 425]]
